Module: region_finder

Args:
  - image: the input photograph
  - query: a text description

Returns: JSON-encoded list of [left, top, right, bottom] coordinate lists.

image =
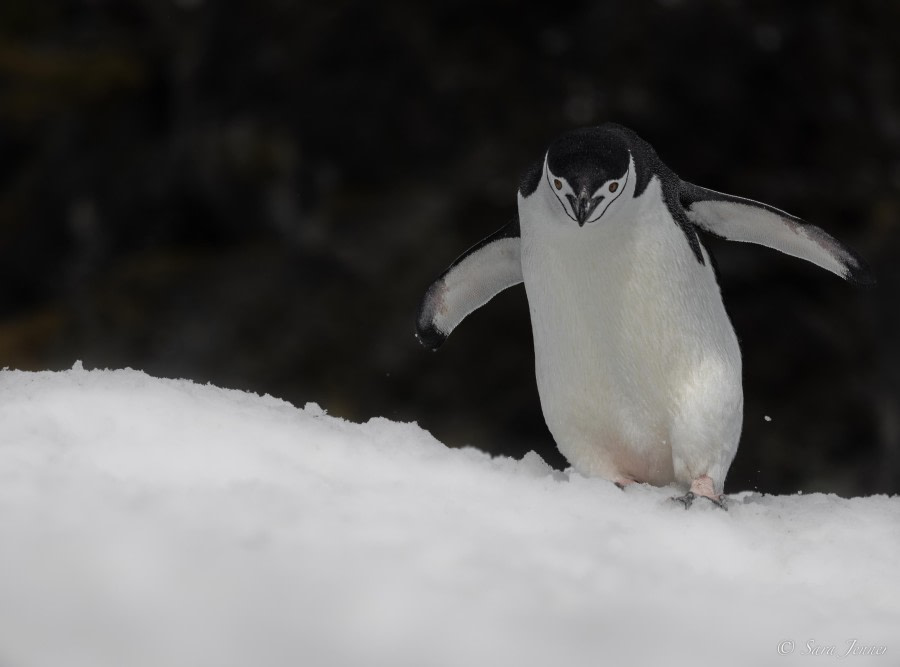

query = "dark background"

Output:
[[1, 0, 897, 495]]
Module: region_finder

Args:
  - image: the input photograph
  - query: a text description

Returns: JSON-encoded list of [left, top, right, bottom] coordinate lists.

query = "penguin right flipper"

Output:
[[416, 220, 522, 349], [680, 181, 874, 286]]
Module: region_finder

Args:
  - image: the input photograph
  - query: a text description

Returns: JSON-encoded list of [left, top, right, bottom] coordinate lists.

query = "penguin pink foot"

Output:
[[671, 475, 728, 510]]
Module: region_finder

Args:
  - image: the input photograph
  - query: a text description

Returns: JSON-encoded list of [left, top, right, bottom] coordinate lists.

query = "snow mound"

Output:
[[0, 366, 897, 667]]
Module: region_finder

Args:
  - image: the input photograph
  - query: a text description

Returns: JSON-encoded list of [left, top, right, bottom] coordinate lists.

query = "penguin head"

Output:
[[542, 126, 633, 227]]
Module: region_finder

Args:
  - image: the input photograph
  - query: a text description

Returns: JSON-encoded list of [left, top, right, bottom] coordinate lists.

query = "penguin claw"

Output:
[[671, 491, 695, 509], [670, 491, 728, 510], [707, 494, 729, 510]]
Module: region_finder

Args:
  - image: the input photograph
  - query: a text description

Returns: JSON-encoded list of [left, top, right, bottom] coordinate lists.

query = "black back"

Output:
[[519, 159, 543, 197]]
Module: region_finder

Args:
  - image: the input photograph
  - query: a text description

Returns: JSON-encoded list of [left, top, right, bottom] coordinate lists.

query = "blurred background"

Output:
[[0, 0, 896, 495]]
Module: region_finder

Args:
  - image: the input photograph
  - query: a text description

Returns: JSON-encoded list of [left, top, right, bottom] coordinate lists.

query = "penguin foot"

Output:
[[671, 474, 729, 510], [689, 474, 727, 509], [670, 491, 728, 510], [614, 478, 636, 490]]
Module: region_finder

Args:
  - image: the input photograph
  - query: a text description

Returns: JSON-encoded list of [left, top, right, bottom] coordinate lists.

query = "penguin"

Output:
[[416, 123, 872, 509]]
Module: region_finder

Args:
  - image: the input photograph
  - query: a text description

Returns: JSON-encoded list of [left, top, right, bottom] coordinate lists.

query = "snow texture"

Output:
[[0, 366, 897, 667]]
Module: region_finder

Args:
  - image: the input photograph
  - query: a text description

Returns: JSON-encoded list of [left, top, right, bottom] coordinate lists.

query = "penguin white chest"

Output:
[[518, 179, 743, 485]]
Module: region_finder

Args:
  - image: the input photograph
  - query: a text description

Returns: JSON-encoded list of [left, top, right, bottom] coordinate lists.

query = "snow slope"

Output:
[[0, 366, 897, 667]]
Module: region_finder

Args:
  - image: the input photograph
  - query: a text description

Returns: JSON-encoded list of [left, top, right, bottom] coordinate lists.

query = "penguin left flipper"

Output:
[[680, 181, 874, 286], [416, 219, 523, 349]]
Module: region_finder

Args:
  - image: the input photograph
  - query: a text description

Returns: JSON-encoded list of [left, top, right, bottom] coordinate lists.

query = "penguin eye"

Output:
[[554, 179, 562, 190], [609, 182, 619, 193]]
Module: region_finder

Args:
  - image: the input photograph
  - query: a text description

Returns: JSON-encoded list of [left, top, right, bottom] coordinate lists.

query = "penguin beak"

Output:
[[569, 192, 604, 226]]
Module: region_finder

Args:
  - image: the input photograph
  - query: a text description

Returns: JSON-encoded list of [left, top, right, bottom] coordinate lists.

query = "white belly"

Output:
[[519, 187, 743, 486]]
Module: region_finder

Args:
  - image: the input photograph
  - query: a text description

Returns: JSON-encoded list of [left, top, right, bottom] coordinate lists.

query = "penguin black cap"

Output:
[[546, 127, 631, 225]]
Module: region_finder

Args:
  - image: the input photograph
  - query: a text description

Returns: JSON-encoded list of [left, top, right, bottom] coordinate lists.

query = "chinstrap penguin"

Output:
[[416, 123, 873, 509]]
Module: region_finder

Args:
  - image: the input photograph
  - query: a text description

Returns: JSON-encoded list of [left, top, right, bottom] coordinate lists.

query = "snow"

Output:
[[0, 366, 897, 667]]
